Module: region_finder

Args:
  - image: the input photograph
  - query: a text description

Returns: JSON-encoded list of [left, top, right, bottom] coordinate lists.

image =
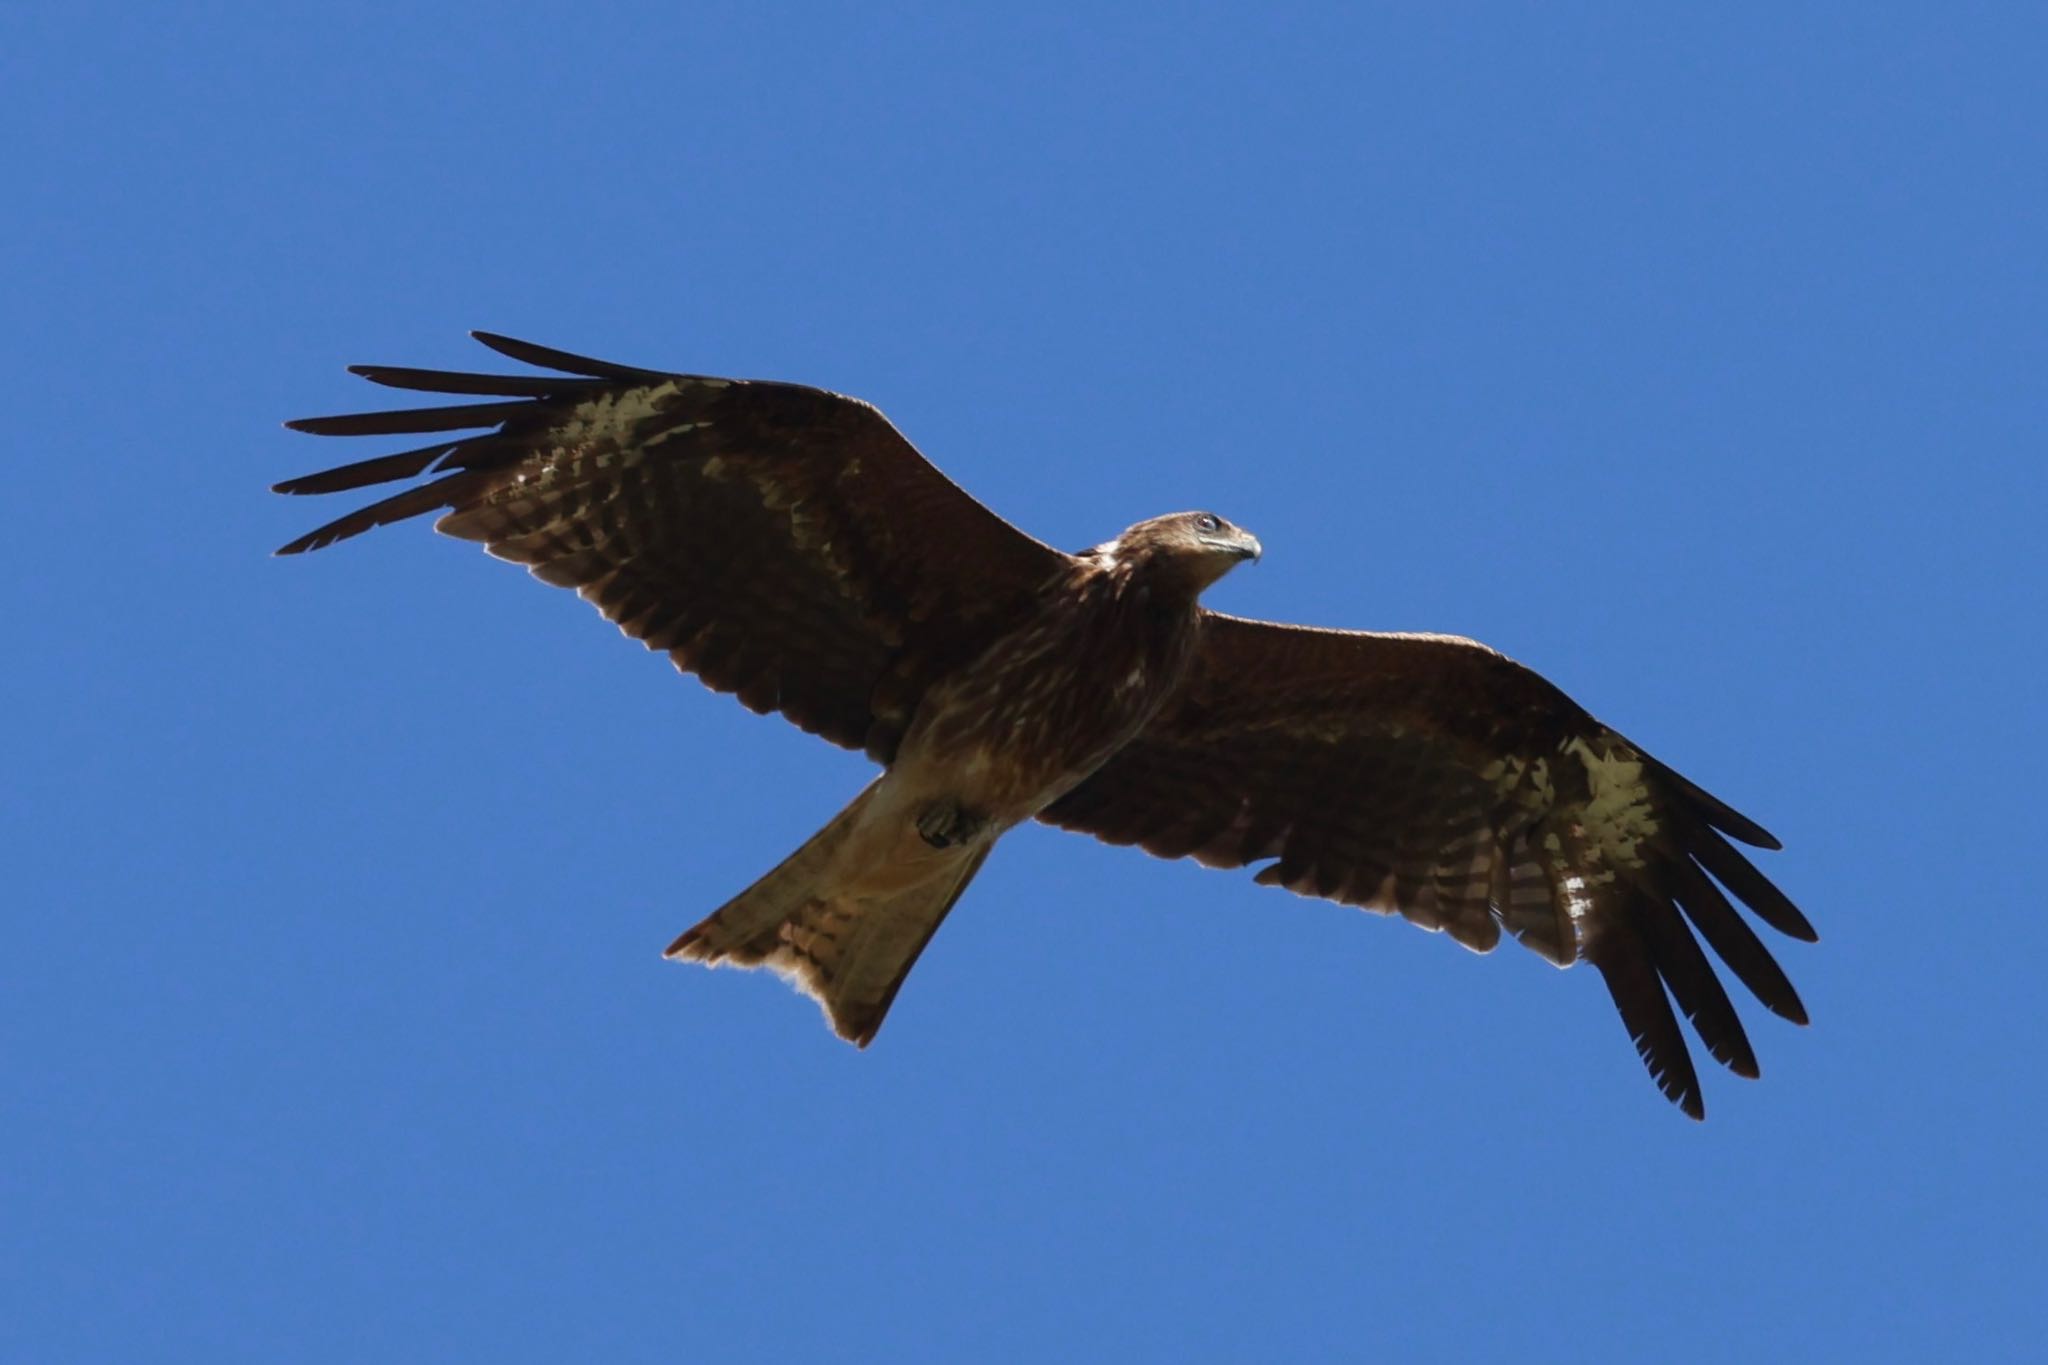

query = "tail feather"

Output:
[[667, 785, 993, 1046], [817, 844, 992, 1046], [665, 782, 880, 963]]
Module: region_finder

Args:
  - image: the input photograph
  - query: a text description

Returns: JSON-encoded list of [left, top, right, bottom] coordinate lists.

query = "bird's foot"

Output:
[[916, 800, 988, 849]]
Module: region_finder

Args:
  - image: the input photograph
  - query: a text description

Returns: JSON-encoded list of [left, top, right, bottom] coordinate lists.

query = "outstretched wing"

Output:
[[1041, 612, 1814, 1118], [278, 332, 1069, 760]]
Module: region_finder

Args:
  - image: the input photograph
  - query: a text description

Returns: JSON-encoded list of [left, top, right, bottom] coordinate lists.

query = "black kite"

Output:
[[277, 333, 1814, 1117]]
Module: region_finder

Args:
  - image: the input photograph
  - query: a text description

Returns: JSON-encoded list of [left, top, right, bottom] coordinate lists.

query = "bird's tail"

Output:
[[665, 783, 993, 1046]]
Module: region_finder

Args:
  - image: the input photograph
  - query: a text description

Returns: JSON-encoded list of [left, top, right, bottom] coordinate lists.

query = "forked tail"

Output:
[[665, 783, 993, 1046]]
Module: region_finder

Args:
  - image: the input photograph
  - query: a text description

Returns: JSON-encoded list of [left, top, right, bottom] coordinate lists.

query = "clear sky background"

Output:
[[5, 3, 2044, 1361]]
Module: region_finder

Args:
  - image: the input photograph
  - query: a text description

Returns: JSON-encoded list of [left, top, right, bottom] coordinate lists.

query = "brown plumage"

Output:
[[277, 331, 1815, 1117]]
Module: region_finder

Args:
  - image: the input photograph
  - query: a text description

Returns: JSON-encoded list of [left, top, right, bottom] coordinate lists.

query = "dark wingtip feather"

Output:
[[283, 399, 535, 437], [274, 527, 332, 556], [1589, 924, 1706, 1119], [344, 363, 605, 399], [468, 331, 671, 382], [273, 472, 483, 555], [1694, 830, 1819, 943], [1651, 757, 1782, 850], [271, 441, 457, 496], [1633, 891, 1760, 1080], [1669, 855, 1810, 1025]]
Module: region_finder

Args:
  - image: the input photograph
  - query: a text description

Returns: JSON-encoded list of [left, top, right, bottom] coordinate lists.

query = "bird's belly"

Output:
[[807, 773, 972, 898], [896, 658, 1173, 825], [888, 738, 1096, 834]]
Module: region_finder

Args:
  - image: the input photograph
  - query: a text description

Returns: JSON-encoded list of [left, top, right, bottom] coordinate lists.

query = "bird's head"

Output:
[[1110, 510, 1262, 597]]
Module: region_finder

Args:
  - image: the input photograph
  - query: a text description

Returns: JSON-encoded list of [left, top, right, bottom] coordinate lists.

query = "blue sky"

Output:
[[5, 2, 2044, 1360]]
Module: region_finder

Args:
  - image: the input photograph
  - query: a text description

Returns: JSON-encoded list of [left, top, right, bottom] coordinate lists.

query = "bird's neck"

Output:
[[1094, 546, 1212, 615]]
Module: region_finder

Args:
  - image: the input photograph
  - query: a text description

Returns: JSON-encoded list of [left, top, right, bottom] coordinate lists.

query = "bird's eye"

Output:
[[1196, 513, 1221, 533]]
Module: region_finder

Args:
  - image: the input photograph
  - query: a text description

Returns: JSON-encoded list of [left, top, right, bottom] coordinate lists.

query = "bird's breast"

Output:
[[897, 590, 1198, 820]]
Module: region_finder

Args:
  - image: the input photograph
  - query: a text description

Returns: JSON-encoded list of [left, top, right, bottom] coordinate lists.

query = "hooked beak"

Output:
[[1235, 534, 1263, 563]]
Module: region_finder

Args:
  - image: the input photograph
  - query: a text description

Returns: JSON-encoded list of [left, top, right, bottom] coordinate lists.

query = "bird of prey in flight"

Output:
[[277, 332, 1814, 1117]]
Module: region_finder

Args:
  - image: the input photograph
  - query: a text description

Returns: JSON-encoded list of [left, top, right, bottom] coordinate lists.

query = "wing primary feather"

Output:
[[1630, 887, 1760, 1079], [1669, 856, 1809, 1025], [1650, 756, 1781, 850], [273, 472, 486, 555], [1588, 920, 1706, 1119], [346, 365, 610, 398], [1692, 829, 1818, 942], [468, 331, 673, 381], [271, 441, 456, 495], [284, 400, 538, 437]]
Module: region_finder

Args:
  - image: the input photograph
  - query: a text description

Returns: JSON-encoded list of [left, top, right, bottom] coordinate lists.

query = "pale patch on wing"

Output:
[[1562, 734, 1661, 871], [555, 380, 681, 447], [1563, 873, 1593, 923]]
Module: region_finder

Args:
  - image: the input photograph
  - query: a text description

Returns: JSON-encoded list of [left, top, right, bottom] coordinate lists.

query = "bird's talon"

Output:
[[917, 801, 985, 848]]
